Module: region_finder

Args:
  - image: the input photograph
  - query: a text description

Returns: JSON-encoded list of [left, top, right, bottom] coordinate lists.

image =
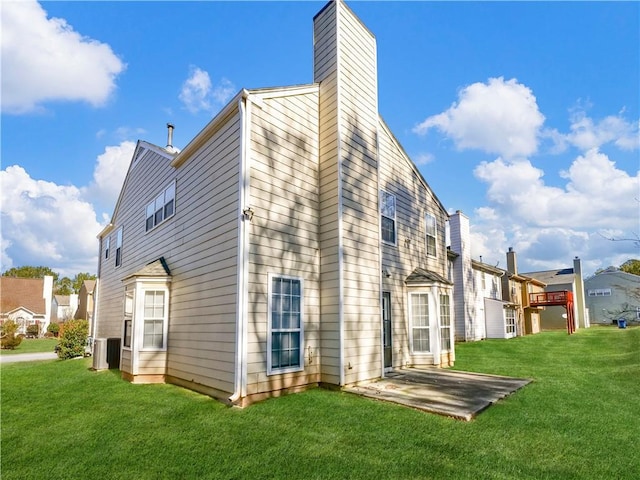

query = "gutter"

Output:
[[229, 90, 251, 405]]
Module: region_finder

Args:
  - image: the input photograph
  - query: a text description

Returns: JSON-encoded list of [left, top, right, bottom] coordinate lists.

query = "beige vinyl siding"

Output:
[[336, 1, 381, 385], [378, 120, 449, 368], [96, 106, 242, 396], [315, 1, 342, 385], [245, 90, 321, 396]]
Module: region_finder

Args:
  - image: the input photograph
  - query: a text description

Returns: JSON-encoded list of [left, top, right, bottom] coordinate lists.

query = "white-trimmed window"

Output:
[[588, 288, 611, 296], [505, 308, 516, 335], [636, 307, 640, 320], [146, 182, 176, 232], [142, 290, 166, 349], [425, 213, 437, 257], [123, 288, 133, 348], [104, 237, 110, 259], [410, 293, 430, 353], [268, 275, 303, 374], [115, 227, 123, 268], [380, 190, 396, 244], [439, 294, 451, 351]]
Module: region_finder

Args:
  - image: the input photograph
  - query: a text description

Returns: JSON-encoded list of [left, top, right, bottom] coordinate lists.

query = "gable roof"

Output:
[[405, 268, 452, 286], [123, 257, 172, 281], [0, 277, 46, 315], [81, 279, 96, 292], [523, 268, 575, 286]]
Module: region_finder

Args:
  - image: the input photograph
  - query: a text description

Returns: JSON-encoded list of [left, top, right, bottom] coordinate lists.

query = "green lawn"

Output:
[[0, 338, 58, 355], [2, 327, 638, 479]]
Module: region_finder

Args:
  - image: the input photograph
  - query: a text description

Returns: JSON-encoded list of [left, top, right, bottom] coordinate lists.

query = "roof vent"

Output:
[[166, 123, 178, 153]]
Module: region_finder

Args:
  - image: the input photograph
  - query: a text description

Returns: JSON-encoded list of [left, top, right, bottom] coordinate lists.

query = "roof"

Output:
[[123, 257, 172, 281], [54, 295, 71, 306], [0, 277, 46, 315], [471, 259, 505, 276], [81, 279, 96, 292], [523, 268, 575, 286], [405, 268, 452, 286]]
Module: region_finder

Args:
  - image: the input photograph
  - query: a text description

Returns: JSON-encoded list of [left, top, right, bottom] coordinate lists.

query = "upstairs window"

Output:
[[104, 237, 110, 259], [380, 190, 396, 244], [588, 288, 611, 296], [115, 227, 123, 267], [425, 213, 437, 257], [146, 182, 176, 232]]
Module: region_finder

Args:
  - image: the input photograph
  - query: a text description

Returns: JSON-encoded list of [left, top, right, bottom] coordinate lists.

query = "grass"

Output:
[[1, 327, 638, 479], [0, 338, 58, 355]]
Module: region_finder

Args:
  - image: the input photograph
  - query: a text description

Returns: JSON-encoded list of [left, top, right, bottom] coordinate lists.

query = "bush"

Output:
[[26, 323, 40, 338], [56, 319, 89, 359], [1, 320, 23, 350], [47, 322, 60, 337]]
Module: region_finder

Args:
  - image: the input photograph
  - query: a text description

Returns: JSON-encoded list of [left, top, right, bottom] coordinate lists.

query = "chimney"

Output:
[[166, 123, 175, 150], [506, 247, 518, 275]]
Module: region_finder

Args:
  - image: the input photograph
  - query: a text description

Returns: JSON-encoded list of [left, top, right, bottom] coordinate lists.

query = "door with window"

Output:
[[382, 292, 392, 369]]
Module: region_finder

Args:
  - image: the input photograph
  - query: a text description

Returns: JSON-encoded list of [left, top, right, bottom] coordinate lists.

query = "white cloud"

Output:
[[0, 166, 103, 276], [83, 141, 136, 216], [566, 110, 640, 151], [179, 66, 236, 114], [413, 152, 435, 166], [413, 77, 545, 159], [1, 0, 125, 114]]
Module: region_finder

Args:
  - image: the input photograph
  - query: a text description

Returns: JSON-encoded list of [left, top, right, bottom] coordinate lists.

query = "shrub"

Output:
[[26, 323, 40, 338], [1, 320, 23, 350], [56, 319, 89, 359], [47, 322, 60, 337]]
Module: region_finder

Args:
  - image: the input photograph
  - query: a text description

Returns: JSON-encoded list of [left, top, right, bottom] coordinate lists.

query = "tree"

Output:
[[1, 320, 23, 350], [72, 272, 97, 293], [620, 259, 640, 276], [55, 277, 74, 296], [2, 266, 59, 282]]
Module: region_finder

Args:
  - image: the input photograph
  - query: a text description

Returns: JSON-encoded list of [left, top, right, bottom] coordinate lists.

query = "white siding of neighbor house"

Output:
[[96, 106, 242, 396], [245, 88, 321, 397], [449, 212, 475, 341], [379, 121, 450, 367]]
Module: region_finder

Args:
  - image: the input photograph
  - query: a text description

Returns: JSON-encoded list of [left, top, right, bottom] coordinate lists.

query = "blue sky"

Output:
[[1, 0, 639, 277]]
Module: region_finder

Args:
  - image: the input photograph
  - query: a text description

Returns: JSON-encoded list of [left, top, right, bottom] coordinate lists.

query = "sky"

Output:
[[1, 0, 639, 278]]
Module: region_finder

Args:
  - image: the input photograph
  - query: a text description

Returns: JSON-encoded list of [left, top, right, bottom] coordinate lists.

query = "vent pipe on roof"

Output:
[[166, 123, 175, 150]]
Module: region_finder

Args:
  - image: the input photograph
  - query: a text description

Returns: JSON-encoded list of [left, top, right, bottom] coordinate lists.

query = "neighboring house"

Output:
[[93, 0, 454, 406], [524, 257, 589, 331], [52, 294, 79, 323], [74, 280, 96, 331], [0, 276, 53, 336], [585, 269, 640, 325], [502, 249, 546, 337], [449, 211, 510, 341]]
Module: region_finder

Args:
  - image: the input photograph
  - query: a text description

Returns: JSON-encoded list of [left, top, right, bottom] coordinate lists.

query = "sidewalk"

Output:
[[0, 352, 58, 364]]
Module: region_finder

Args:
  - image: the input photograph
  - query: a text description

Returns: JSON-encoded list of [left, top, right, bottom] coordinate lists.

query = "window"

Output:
[[104, 237, 110, 259], [637, 307, 640, 320], [410, 293, 430, 353], [588, 288, 611, 296], [146, 182, 176, 232], [439, 294, 451, 351], [115, 228, 123, 267], [269, 276, 303, 373], [425, 213, 437, 256], [505, 308, 516, 335], [143, 291, 165, 349], [123, 288, 133, 348], [380, 190, 396, 244]]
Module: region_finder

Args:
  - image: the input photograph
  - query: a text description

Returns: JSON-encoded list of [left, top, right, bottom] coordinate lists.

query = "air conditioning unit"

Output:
[[92, 338, 108, 370]]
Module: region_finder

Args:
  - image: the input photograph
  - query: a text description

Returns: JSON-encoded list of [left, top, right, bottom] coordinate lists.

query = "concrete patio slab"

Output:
[[344, 368, 531, 421]]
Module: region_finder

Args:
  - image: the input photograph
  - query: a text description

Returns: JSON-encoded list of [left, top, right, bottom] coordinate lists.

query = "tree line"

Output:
[[1, 266, 96, 296]]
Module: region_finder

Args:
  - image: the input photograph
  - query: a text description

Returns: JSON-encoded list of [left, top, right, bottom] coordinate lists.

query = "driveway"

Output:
[[0, 352, 58, 364], [344, 367, 531, 421]]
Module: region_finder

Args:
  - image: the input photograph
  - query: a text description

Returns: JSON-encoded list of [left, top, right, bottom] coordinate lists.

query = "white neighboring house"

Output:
[[0, 276, 54, 336], [585, 268, 640, 325], [52, 294, 79, 323]]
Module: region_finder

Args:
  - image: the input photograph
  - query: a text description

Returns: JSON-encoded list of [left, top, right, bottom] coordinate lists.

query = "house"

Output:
[[74, 280, 96, 332], [0, 276, 53, 336], [524, 257, 589, 331], [93, 0, 454, 406], [584, 268, 640, 325], [52, 294, 79, 323], [449, 211, 510, 341], [502, 249, 546, 336]]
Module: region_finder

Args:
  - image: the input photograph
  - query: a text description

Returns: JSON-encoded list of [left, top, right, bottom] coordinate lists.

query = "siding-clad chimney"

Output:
[[507, 247, 518, 275]]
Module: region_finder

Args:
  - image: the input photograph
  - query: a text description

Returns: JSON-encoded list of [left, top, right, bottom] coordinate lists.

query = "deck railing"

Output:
[[529, 290, 573, 306]]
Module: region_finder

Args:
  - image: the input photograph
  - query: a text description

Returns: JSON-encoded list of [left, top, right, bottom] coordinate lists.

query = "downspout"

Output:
[[230, 91, 250, 404]]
